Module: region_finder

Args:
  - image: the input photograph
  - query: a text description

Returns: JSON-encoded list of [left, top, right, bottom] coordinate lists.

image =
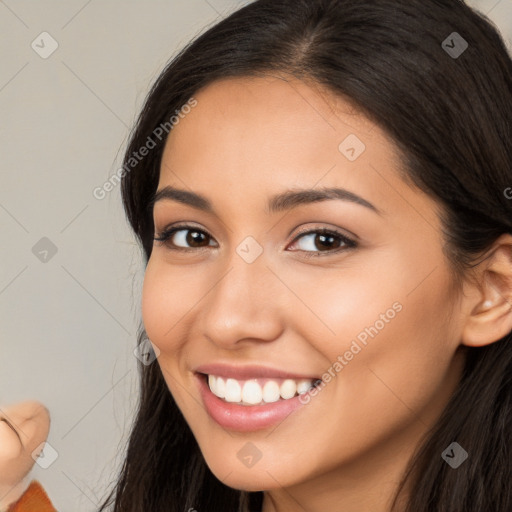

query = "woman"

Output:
[[99, 0, 512, 510]]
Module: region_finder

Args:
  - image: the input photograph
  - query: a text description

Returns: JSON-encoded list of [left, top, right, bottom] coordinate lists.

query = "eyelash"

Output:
[[153, 223, 357, 258]]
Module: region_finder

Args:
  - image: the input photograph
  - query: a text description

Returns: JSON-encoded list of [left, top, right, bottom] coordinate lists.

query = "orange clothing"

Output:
[[7, 480, 56, 512]]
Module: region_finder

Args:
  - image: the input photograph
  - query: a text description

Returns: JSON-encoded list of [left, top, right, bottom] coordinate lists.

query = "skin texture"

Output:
[[0, 401, 50, 509], [142, 75, 512, 512]]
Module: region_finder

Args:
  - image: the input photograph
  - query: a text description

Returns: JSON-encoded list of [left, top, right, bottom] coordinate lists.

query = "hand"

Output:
[[0, 401, 50, 510]]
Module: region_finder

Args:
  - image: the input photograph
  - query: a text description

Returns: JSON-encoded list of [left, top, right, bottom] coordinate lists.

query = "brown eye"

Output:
[[154, 226, 217, 249], [154, 224, 357, 257], [289, 228, 357, 256], [183, 229, 210, 248]]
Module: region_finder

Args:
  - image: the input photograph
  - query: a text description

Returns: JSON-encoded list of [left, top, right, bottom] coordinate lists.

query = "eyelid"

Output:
[[291, 224, 357, 244], [154, 222, 196, 236]]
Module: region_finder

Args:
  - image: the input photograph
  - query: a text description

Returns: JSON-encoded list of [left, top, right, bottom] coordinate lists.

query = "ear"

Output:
[[461, 233, 512, 347]]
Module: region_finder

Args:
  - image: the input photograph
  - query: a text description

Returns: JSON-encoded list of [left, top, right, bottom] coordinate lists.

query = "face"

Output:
[[0, 400, 50, 487], [142, 75, 467, 494]]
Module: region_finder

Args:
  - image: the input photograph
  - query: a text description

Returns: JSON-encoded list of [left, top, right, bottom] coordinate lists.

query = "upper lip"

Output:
[[194, 363, 318, 381]]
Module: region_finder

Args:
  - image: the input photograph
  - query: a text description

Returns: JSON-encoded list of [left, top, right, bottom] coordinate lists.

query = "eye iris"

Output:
[[187, 230, 208, 247], [316, 233, 339, 251]]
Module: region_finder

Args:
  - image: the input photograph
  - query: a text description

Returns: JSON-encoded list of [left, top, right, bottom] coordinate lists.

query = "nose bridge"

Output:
[[200, 241, 283, 347]]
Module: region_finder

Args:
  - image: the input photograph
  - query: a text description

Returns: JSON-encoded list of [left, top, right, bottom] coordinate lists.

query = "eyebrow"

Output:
[[151, 186, 382, 215]]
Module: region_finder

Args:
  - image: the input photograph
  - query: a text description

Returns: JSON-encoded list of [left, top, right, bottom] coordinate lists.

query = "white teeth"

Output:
[[242, 380, 263, 404], [208, 375, 217, 395], [206, 374, 315, 405], [297, 379, 312, 394], [209, 375, 226, 398], [280, 379, 297, 399], [224, 378, 242, 402], [262, 381, 280, 403], [216, 376, 225, 398]]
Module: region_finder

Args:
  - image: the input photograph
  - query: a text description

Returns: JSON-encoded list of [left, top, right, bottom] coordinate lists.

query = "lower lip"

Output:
[[196, 374, 307, 432]]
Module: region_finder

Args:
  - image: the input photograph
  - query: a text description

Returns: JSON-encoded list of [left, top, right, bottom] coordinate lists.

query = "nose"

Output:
[[199, 247, 285, 349]]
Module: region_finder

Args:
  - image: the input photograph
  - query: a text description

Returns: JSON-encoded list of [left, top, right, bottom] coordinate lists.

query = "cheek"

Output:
[[289, 248, 458, 410], [275, 253, 406, 360], [142, 257, 216, 367], [142, 258, 190, 349], [309, 243, 454, 361], [333, 265, 459, 430]]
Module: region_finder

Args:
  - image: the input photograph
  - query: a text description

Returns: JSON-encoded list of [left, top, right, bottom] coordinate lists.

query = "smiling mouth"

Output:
[[201, 373, 321, 406]]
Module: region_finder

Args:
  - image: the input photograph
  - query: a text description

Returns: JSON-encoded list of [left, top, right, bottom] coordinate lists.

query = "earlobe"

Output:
[[461, 234, 512, 348], [462, 298, 512, 347]]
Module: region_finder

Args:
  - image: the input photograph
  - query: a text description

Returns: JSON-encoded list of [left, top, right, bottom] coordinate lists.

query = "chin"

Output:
[[216, 472, 275, 493], [204, 456, 299, 492]]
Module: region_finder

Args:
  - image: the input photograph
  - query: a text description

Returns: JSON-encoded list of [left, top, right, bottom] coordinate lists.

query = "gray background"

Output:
[[0, 1, 510, 510]]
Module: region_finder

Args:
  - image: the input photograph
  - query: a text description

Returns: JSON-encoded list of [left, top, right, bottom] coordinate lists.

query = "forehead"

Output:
[[157, 75, 439, 227], [164, 75, 387, 160]]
